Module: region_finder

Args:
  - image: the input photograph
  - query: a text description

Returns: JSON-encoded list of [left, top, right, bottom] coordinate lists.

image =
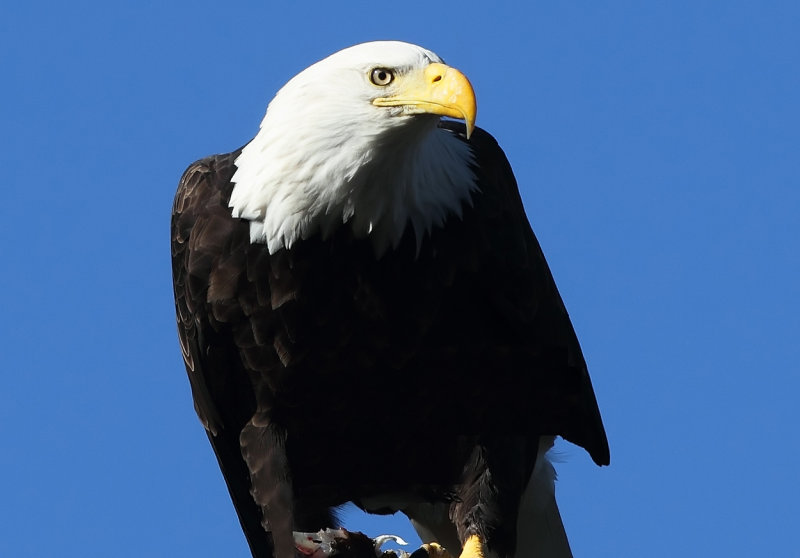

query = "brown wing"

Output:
[[171, 150, 276, 557], [422, 123, 609, 554], [441, 121, 609, 465]]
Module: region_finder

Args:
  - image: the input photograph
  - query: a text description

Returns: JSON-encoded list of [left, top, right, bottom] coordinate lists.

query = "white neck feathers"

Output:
[[229, 117, 476, 254]]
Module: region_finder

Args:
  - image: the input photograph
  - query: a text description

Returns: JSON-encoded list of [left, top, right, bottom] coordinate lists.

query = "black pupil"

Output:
[[376, 70, 388, 83]]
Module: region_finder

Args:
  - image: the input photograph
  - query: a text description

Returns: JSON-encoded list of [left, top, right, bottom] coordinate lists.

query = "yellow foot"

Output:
[[410, 536, 486, 558], [458, 535, 485, 558]]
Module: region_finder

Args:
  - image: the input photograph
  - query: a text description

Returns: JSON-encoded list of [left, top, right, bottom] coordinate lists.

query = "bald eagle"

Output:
[[171, 41, 608, 558]]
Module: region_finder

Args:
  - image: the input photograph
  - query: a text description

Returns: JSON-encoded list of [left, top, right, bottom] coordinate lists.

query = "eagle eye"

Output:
[[370, 68, 394, 86]]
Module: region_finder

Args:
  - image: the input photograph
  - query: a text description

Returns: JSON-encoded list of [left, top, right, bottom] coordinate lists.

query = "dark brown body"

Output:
[[171, 123, 608, 558]]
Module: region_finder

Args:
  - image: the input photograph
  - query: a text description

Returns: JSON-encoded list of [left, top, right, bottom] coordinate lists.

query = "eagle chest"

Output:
[[230, 231, 473, 427]]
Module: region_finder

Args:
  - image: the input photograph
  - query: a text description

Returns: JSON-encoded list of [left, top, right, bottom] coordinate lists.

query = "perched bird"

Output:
[[171, 41, 608, 558]]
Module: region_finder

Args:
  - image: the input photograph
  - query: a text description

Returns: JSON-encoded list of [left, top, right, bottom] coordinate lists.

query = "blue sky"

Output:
[[1, 1, 798, 556]]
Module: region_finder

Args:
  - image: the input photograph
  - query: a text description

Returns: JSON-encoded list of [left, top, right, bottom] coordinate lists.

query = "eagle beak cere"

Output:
[[373, 62, 477, 139]]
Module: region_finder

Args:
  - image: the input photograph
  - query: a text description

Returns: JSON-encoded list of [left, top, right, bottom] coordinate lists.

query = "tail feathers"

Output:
[[516, 437, 573, 558]]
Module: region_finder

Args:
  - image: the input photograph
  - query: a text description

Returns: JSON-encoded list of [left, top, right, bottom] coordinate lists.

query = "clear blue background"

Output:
[[2, 1, 797, 556]]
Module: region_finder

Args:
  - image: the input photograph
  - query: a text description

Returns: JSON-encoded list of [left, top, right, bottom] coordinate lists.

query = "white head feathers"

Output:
[[229, 41, 477, 254]]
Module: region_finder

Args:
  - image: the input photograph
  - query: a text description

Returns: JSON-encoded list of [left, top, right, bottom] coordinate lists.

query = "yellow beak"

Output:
[[372, 62, 477, 139]]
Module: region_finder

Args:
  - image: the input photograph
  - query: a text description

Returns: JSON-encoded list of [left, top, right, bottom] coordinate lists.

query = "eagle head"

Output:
[[229, 41, 479, 254]]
